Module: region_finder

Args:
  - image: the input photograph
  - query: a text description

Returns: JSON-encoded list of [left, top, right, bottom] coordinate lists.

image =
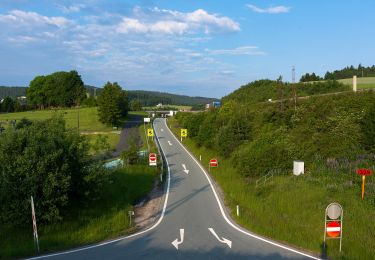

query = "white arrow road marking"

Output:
[[168, 141, 172, 146], [171, 229, 184, 250], [161, 128, 164, 132], [182, 164, 189, 174], [208, 228, 232, 248]]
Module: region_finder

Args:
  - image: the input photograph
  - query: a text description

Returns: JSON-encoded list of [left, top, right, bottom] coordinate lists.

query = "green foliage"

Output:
[[81, 96, 98, 107], [26, 71, 86, 108], [1, 96, 16, 112], [361, 99, 375, 152], [97, 82, 129, 126], [222, 79, 349, 105], [0, 116, 108, 226], [300, 72, 323, 82], [129, 100, 142, 111], [324, 64, 375, 80], [121, 143, 139, 165], [91, 134, 110, 154]]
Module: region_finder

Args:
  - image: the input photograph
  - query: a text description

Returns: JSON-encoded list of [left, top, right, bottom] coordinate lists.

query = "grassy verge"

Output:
[[0, 165, 158, 259], [168, 117, 375, 260]]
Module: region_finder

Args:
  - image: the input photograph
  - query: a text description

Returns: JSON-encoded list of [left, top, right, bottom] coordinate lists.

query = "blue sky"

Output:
[[0, 1, 374, 98]]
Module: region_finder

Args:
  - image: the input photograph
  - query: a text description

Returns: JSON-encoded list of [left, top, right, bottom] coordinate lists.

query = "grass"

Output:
[[168, 117, 375, 260], [0, 165, 158, 259], [85, 133, 120, 155], [338, 77, 375, 89], [0, 107, 112, 132]]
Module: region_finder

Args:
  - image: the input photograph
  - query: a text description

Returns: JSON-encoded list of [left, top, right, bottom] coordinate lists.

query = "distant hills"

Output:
[[0, 85, 218, 107]]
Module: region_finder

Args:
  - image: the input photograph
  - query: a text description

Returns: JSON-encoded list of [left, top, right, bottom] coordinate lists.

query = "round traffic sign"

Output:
[[326, 203, 342, 220], [149, 153, 156, 161], [210, 159, 218, 167], [326, 221, 341, 238]]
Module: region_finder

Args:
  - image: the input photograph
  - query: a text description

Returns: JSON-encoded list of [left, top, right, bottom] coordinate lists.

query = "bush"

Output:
[[0, 116, 108, 225]]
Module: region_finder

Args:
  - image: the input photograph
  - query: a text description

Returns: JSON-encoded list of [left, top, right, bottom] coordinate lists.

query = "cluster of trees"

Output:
[[0, 97, 28, 113], [300, 64, 375, 82], [97, 82, 129, 126], [0, 116, 108, 225], [27, 71, 86, 108], [0, 86, 26, 100], [300, 72, 323, 82], [177, 80, 375, 178]]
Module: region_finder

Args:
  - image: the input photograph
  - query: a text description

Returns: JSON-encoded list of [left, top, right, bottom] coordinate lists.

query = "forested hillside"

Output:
[[1, 86, 218, 107]]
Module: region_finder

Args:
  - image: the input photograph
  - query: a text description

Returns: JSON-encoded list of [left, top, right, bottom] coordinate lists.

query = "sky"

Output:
[[0, 1, 374, 98]]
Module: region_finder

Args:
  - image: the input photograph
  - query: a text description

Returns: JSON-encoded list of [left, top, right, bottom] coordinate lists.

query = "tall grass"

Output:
[[169, 118, 375, 260]]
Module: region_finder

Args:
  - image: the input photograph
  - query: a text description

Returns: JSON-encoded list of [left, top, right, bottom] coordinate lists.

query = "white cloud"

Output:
[[246, 4, 291, 14], [206, 46, 266, 55], [7, 35, 38, 43], [57, 4, 85, 13], [0, 10, 71, 28], [116, 7, 240, 35]]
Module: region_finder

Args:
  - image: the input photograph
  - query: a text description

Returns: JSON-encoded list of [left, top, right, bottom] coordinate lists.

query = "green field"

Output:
[[169, 117, 375, 260], [85, 133, 120, 155], [0, 107, 112, 132], [0, 165, 158, 259], [338, 77, 375, 89]]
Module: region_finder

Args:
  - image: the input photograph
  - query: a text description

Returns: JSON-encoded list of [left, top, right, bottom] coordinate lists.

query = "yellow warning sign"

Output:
[[181, 129, 188, 137], [147, 129, 154, 137]]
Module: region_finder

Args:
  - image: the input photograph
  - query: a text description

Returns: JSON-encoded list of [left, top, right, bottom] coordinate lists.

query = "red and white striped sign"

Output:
[[326, 221, 341, 238], [210, 159, 218, 167], [149, 153, 157, 166]]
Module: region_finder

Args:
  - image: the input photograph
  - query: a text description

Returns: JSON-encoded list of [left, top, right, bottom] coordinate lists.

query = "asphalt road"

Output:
[[31, 118, 319, 260]]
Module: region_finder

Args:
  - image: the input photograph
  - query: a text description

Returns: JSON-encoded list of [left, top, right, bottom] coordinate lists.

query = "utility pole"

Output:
[[292, 66, 297, 111]]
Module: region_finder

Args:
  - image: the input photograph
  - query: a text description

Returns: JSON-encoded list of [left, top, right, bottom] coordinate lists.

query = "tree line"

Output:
[[300, 64, 375, 82]]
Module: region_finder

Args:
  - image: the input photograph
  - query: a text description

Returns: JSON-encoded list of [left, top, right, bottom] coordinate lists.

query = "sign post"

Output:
[[180, 129, 187, 142], [144, 118, 151, 151], [30, 196, 40, 253], [357, 168, 372, 200], [323, 202, 343, 252], [209, 159, 218, 172], [149, 153, 157, 166]]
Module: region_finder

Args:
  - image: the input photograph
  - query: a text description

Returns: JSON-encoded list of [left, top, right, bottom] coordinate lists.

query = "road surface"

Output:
[[31, 118, 319, 260]]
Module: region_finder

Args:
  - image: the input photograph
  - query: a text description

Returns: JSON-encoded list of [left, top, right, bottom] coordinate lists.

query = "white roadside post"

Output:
[[353, 75, 357, 92], [128, 211, 135, 226], [30, 196, 40, 253], [236, 205, 240, 217]]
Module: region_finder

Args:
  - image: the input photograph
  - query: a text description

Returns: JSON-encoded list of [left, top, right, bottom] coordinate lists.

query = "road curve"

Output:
[[29, 118, 320, 260]]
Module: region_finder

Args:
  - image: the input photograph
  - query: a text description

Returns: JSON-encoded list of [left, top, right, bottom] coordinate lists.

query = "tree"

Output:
[[362, 101, 375, 152], [0, 116, 108, 225], [26, 71, 86, 108], [130, 100, 142, 111], [1, 96, 15, 112], [97, 82, 129, 126]]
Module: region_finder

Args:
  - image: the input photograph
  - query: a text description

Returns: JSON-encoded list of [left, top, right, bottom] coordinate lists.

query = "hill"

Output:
[[0, 86, 218, 107], [174, 79, 375, 259]]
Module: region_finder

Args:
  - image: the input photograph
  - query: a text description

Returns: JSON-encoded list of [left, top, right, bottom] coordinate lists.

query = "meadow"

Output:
[[338, 77, 375, 89]]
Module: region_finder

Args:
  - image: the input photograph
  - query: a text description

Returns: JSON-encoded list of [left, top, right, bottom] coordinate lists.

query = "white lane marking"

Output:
[[165, 119, 321, 260], [182, 164, 189, 174], [168, 141, 173, 146], [28, 119, 171, 259], [161, 128, 164, 132], [171, 229, 185, 250], [208, 228, 232, 248]]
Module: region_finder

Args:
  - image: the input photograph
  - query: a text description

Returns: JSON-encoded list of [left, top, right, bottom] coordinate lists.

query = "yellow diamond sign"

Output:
[[147, 129, 154, 137], [181, 129, 187, 137]]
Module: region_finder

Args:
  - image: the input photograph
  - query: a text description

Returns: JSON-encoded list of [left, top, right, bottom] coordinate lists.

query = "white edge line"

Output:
[[166, 120, 321, 260], [28, 119, 171, 259]]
